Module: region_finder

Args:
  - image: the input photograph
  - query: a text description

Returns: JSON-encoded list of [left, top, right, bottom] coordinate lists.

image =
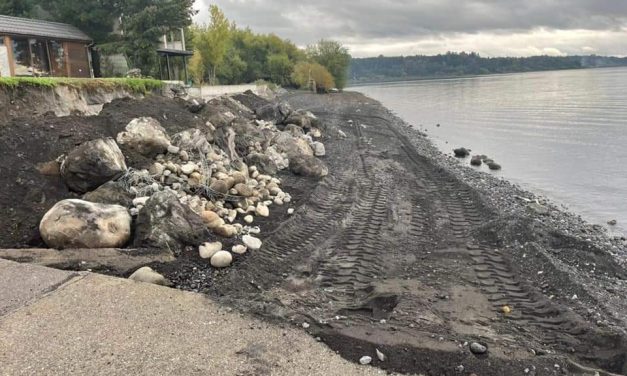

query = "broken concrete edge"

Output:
[[0, 248, 175, 276]]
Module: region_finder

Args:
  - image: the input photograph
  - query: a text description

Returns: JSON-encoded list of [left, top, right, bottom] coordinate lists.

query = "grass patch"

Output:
[[0, 77, 163, 94]]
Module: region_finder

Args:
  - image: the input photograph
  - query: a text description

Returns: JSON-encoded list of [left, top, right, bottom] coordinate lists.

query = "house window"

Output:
[[48, 40, 66, 77], [29, 38, 51, 76], [12, 37, 32, 76]]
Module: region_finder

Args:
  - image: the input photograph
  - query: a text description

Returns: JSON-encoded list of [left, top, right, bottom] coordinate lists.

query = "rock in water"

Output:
[[199, 242, 222, 259], [289, 155, 329, 178], [133, 191, 208, 251], [453, 147, 470, 158], [40, 199, 131, 249], [487, 162, 501, 170], [470, 155, 482, 166], [469, 342, 488, 355], [129, 266, 169, 286], [60, 138, 127, 193], [210, 251, 233, 268], [116, 117, 171, 156], [242, 235, 262, 250]]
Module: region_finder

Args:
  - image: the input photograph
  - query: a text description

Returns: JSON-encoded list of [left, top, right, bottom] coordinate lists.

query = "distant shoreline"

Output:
[[348, 65, 627, 87]]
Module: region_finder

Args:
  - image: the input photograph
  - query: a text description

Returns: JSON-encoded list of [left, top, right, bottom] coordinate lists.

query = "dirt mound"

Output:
[[0, 96, 201, 248]]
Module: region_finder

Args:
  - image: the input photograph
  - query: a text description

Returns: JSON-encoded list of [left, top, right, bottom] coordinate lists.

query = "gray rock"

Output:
[[608, 219, 617, 226], [453, 147, 470, 158], [133, 190, 209, 251], [272, 132, 313, 158], [171, 128, 212, 153], [528, 202, 550, 216], [116, 117, 171, 156], [40, 199, 131, 249], [470, 155, 482, 166], [311, 141, 326, 157], [469, 342, 488, 354], [289, 155, 329, 178], [245, 153, 278, 175], [60, 138, 127, 193], [487, 161, 502, 170], [359, 356, 372, 365], [82, 180, 134, 208]]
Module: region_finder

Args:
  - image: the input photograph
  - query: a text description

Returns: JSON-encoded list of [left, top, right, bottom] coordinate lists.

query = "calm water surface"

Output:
[[353, 67, 627, 233]]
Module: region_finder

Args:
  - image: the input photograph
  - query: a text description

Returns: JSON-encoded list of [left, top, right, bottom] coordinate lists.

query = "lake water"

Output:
[[352, 67, 627, 233]]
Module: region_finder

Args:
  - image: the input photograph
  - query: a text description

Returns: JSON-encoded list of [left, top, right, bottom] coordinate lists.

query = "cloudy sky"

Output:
[[193, 1, 627, 58]]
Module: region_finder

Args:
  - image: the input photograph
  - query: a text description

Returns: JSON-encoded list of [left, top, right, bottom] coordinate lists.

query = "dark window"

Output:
[[48, 40, 67, 77], [29, 38, 50, 77], [12, 37, 31, 76]]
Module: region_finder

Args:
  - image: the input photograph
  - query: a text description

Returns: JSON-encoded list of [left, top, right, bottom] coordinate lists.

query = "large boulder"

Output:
[[133, 190, 209, 251], [116, 117, 171, 157], [60, 138, 127, 193], [272, 132, 313, 158], [82, 180, 134, 208], [171, 128, 212, 153], [284, 109, 320, 129], [39, 199, 131, 249], [289, 155, 329, 178]]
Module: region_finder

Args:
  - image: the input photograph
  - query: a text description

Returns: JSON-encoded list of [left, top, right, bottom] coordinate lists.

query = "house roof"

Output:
[[0, 15, 91, 42]]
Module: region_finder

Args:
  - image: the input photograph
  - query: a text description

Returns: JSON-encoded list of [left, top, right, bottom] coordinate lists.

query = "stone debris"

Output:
[[36, 91, 329, 272]]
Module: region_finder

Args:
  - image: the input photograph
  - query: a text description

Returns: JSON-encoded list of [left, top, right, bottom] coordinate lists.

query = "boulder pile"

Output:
[[38, 91, 330, 275]]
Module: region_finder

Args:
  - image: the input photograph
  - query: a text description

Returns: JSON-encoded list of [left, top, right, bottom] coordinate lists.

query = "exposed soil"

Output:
[[0, 96, 204, 248], [1, 91, 627, 375]]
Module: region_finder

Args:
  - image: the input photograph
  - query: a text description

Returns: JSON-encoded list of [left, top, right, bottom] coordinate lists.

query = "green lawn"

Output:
[[0, 77, 163, 94]]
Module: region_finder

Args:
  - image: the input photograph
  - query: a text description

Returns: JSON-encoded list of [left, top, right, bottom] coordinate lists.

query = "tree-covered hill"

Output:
[[349, 52, 627, 83]]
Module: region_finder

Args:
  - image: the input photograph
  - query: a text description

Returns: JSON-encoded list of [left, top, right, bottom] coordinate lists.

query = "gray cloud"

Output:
[[193, 1, 627, 57]]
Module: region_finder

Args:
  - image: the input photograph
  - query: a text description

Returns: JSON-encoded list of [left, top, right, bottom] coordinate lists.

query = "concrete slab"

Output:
[[0, 259, 78, 316], [0, 272, 381, 376]]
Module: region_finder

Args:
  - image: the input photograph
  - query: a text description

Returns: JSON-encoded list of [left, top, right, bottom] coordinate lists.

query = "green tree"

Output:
[[45, 0, 119, 43], [0, 0, 35, 17], [292, 61, 335, 92], [307, 39, 351, 89], [120, 0, 195, 76], [192, 5, 232, 84], [267, 53, 293, 86]]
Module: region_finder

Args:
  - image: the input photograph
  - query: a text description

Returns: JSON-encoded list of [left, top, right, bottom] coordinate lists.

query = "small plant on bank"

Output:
[[0, 77, 163, 94]]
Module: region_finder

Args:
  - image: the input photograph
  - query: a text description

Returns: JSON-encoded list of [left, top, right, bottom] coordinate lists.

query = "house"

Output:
[[157, 28, 192, 83], [0, 15, 92, 78]]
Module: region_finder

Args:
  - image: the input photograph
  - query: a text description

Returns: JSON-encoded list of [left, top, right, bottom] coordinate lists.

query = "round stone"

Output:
[[199, 241, 222, 259], [210, 251, 232, 268], [242, 234, 262, 250], [232, 244, 247, 254], [469, 342, 488, 355]]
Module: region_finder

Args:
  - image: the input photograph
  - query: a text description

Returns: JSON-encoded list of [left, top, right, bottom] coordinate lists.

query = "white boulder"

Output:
[[242, 235, 262, 251], [199, 242, 222, 259], [210, 251, 233, 268], [129, 267, 169, 286], [116, 117, 171, 156], [39, 199, 131, 249]]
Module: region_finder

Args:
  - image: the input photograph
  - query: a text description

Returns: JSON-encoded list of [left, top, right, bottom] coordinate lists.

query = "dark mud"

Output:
[[202, 92, 627, 375]]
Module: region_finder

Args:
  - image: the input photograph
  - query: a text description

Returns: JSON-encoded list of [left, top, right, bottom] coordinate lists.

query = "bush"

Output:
[[291, 62, 335, 92], [0, 77, 163, 94]]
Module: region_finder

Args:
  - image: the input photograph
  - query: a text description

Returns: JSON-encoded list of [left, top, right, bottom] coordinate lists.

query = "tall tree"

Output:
[[45, 0, 119, 43], [307, 40, 351, 89], [0, 0, 36, 17], [192, 5, 231, 84], [120, 0, 195, 76]]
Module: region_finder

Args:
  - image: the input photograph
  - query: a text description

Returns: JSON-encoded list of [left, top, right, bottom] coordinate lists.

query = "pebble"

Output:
[[179, 150, 189, 161], [210, 251, 232, 268], [180, 162, 196, 175], [287, 208, 294, 215], [129, 266, 169, 286], [244, 215, 254, 224], [302, 322, 310, 329], [359, 356, 372, 365], [376, 348, 386, 362], [167, 145, 180, 154], [469, 342, 487, 354], [256, 203, 269, 217], [199, 242, 222, 259], [242, 234, 262, 250], [232, 244, 247, 254]]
